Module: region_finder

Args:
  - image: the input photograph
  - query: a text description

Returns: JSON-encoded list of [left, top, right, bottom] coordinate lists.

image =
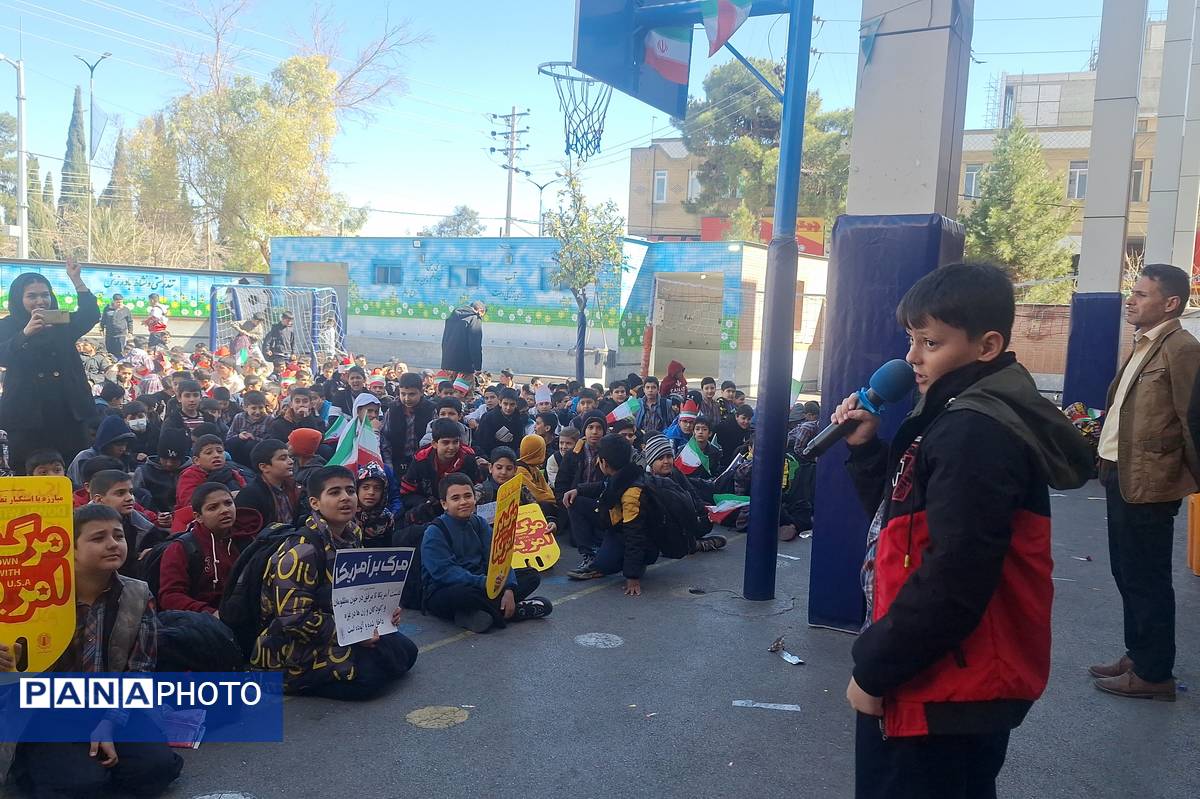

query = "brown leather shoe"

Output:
[[1088, 655, 1134, 679], [1093, 671, 1177, 702]]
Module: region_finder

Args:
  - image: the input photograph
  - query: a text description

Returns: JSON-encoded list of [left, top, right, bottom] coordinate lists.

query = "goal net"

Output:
[[209, 284, 344, 369]]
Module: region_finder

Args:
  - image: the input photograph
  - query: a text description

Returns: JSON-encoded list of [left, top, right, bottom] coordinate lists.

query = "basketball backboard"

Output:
[[573, 0, 692, 119]]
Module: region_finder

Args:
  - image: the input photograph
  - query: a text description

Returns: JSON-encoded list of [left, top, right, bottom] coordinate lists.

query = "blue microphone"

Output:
[[803, 359, 915, 458]]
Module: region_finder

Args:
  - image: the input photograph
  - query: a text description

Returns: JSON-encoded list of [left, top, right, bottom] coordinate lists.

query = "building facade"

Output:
[[627, 139, 705, 240]]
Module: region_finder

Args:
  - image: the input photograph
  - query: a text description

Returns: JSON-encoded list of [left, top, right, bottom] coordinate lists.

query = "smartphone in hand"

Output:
[[40, 310, 70, 325]]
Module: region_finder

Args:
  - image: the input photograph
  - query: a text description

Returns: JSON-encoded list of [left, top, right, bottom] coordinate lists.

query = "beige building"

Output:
[[960, 21, 1169, 255], [627, 139, 705, 240]]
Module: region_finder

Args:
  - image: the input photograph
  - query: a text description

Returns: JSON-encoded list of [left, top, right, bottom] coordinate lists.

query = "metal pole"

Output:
[[538, 186, 545, 236], [87, 71, 93, 262], [505, 105, 516, 237], [1, 55, 27, 259], [743, 0, 814, 601]]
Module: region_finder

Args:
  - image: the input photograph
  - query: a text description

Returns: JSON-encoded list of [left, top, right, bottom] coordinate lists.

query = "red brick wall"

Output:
[[1008, 304, 1134, 376]]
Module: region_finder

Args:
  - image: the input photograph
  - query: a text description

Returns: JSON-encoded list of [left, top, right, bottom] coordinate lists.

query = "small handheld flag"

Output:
[[605, 397, 642, 425], [675, 437, 710, 475]]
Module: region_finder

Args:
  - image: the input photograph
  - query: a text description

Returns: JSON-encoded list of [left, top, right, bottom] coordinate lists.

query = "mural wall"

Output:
[[0, 259, 266, 319]]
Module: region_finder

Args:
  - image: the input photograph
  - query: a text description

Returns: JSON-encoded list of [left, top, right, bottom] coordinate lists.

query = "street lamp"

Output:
[[526, 173, 565, 237], [75, 51, 111, 263], [0, 53, 27, 260]]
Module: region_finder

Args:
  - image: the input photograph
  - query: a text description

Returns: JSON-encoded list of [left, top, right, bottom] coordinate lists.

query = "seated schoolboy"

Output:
[[173, 434, 247, 531], [689, 416, 725, 478], [642, 434, 726, 552], [477, 447, 539, 509], [253, 466, 418, 699], [133, 428, 191, 516], [161, 379, 208, 435], [609, 419, 643, 467], [420, 397, 472, 446], [665, 399, 698, 453], [67, 414, 138, 488], [235, 438, 299, 527], [266, 386, 324, 442], [356, 461, 395, 546], [563, 434, 657, 596], [545, 424, 578, 492], [422, 473, 552, 633], [473, 388, 529, 457], [89, 468, 168, 576], [597, 380, 629, 415], [24, 448, 65, 477], [555, 412, 608, 498], [226, 389, 272, 466], [158, 483, 262, 614], [1, 505, 183, 798], [533, 411, 558, 453], [517, 434, 557, 515], [400, 418, 482, 527], [715, 404, 755, 454]]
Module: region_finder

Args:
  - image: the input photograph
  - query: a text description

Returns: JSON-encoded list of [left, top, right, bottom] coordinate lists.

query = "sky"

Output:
[[0, 0, 1173, 239]]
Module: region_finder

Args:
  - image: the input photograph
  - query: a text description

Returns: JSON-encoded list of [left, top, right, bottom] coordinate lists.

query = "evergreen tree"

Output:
[[99, 132, 133, 214], [26, 157, 55, 259], [964, 118, 1077, 302], [42, 170, 54, 209], [418, 205, 484, 237], [59, 86, 90, 216]]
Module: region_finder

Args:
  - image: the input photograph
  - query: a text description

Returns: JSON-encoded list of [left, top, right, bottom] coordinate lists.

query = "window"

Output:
[[653, 170, 668, 203], [1137, 118, 1150, 133], [372, 262, 404, 284], [687, 170, 702, 202], [1067, 161, 1088, 200], [963, 164, 983, 199], [540, 266, 560, 291], [1130, 160, 1146, 203], [448, 264, 480, 288]]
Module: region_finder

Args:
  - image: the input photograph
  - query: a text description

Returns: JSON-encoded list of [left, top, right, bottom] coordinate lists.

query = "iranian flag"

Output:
[[707, 493, 751, 524], [702, 0, 752, 55], [327, 418, 384, 469], [323, 408, 349, 445], [235, 347, 250, 366], [453, 376, 472, 395], [606, 396, 642, 425], [675, 436, 710, 475], [645, 27, 691, 84]]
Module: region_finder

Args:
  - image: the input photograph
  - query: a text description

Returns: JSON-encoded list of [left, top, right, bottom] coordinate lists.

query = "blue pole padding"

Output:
[[742, 0, 816, 601], [807, 214, 962, 630], [1062, 292, 1122, 410]]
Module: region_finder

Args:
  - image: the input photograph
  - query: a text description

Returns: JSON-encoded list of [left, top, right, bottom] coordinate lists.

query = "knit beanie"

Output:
[[288, 427, 322, 458], [642, 434, 674, 471]]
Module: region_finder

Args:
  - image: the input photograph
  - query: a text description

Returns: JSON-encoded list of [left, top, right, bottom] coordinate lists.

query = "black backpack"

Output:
[[392, 516, 458, 610], [139, 531, 201, 600], [218, 523, 326, 658], [640, 475, 708, 559]]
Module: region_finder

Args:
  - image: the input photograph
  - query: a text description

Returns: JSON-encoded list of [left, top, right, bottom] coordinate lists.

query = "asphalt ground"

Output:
[[12, 482, 1196, 799]]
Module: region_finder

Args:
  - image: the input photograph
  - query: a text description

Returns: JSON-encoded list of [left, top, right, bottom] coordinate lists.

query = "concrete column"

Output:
[[1175, 2, 1200, 268], [1146, 0, 1197, 264], [1077, 0, 1149, 292], [845, 0, 974, 216]]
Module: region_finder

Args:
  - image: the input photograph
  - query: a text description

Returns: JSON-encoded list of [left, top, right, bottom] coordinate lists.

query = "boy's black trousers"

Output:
[[855, 713, 1010, 799]]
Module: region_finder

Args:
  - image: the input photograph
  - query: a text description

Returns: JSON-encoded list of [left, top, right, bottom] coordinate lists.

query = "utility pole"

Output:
[[0, 53, 27, 259], [75, 52, 111, 263], [490, 107, 529, 237]]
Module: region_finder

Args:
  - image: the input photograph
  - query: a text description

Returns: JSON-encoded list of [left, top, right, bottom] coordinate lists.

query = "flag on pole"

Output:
[[707, 493, 751, 524], [355, 419, 384, 469], [327, 418, 360, 467], [323, 408, 349, 445], [701, 0, 753, 55], [605, 396, 643, 425], [90, 100, 110, 161], [644, 27, 692, 84], [675, 437, 710, 475]]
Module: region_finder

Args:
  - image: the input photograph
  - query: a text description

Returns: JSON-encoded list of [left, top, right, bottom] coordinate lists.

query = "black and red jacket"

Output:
[[846, 355, 1091, 738], [399, 442, 481, 526]]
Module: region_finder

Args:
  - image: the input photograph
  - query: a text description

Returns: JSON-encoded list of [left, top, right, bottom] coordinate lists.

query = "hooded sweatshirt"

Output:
[[660, 360, 688, 403], [517, 434, 555, 504], [157, 507, 263, 614], [67, 415, 137, 487]]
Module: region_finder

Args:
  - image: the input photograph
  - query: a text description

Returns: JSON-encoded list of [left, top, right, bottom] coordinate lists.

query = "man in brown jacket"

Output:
[[1092, 264, 1200, 701]]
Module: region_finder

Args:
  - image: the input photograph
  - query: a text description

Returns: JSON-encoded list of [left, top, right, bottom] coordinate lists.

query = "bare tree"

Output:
[[174, 0, 254, 93]]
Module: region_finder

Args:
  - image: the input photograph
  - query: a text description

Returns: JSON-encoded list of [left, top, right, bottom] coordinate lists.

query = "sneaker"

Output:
[[566, 567, 604, 581], [515, 596, 554, 621], [454, 609, 494, 633], [573, 554, 596, 572], [695, 535, 728, 553]]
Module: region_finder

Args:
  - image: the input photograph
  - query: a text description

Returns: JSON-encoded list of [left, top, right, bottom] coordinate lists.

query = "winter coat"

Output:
[[421, 512, 516, 600], [659, 360, 688, 403], [119, 510, 168, 578], [473, 406, 527, 459], [67, 415, 137, 487], [715, 418, 753, 454], [0, 275, 101, 430], [235, 475, 299, 527], [381, 398, 436, 472], [156, 507, 263, 614], [440, 305, 484, 373], [133, 456, 192, 513], [399, 443, 481, 525], [172, 463, 247, 532], [266, 412, 324, 443], [80, 351, 110, 386], [100, 303, 133, 335], [636, 395, 676, 434], [263, 321, 297, 358], [575, 464, 651, 579], [846, 354, 1092, 739]]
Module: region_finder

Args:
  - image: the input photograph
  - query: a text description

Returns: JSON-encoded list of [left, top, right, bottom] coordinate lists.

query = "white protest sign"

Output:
[[331, 547, 414, 647]]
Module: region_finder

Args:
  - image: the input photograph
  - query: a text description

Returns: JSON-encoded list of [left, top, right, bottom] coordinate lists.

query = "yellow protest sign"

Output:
[[0, 477, 75, 672], [511, 504, 561, 571], [486, 474, 523, 599]]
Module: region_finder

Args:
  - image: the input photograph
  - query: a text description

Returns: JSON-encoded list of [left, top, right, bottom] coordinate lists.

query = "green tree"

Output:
[[679, 58, 853, 235], [964, 118, 1077, 302], [26, 157, 56, 259], [544, 171, 627, 381], [99, 132, 133, 214], [0, 112, 14, 228], [418, 205, 484, 237], [126, 114, 196, 266], [60, 86, 91, 217]]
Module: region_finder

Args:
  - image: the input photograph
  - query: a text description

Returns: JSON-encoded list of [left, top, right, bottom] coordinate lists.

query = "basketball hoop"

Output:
[[538, 61, 613, 161]]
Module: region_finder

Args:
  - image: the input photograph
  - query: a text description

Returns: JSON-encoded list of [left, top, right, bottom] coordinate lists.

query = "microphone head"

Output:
[[868, 359, 916, 404]]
